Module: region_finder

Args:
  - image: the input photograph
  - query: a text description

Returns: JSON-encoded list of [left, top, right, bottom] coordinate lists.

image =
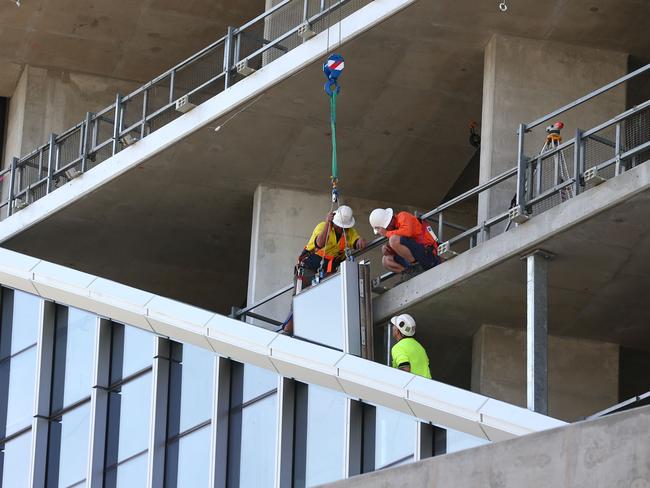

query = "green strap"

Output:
[[330, 90, 338, 180]]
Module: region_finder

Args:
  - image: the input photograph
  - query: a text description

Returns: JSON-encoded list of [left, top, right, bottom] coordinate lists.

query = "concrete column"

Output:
[[2, 65, 139, 167], [526, 251, 549, 414], [246, 184, 416, 326], [478, 35, 628, 226], [471, 324, 619, 422]]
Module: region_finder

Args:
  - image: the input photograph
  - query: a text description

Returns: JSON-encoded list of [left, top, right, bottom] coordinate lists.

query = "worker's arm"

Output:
[[315, 212, 335, 249], [398, 362, 411, 373], [386, 214, 419, 239], [355, 237, 367, 250]]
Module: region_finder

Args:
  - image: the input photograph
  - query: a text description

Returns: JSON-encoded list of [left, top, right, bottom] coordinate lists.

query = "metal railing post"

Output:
[[46, 134, 57, 194], [112, 94, 123, 156], [302, 0, 309, 20], [515, 123, 528, 212], [223, 27, 235, 89], [168, 69, 176, 104], [82, 112, 93, 173], [141, 89, 149, 140], [7, 157, 17, 216], [437, 212, 444, 243], [614, 122, 622, 175], [573, 129, 583, 196]]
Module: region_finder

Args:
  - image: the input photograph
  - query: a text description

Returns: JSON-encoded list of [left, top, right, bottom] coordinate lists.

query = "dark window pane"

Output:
[[304, 385, 346, 486], [9, 290, 40, 354], [4, 346, 37, 435], [48, 404, 90, 488], [1, 431, 31, 487], [170, 426, 211, 488]]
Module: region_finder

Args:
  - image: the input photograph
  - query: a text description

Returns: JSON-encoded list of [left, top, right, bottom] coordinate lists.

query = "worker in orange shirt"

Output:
[[369, 208, 439, 274]]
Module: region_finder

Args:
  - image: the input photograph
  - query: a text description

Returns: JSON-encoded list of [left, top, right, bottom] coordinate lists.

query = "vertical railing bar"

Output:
[[37, 148, 44, 180], [141, 89, 149, 140], [573, 129, 583, 196], [614, 122, 622, 175], [437, 212, 444, 243], [82, 112, 93, 173], [302, 0, 309, 20], [535, 158, 542, 197], [46, 134, 56, 194], [515, 123, 527, 213], [223, 27, 234, 89], [8, 157, 17, 216], [111, 94, 122, 156], [168, 70, 176, 104]]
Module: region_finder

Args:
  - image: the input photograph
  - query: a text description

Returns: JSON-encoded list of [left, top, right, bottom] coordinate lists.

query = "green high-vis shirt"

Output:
[[391, 337, 432, 379]]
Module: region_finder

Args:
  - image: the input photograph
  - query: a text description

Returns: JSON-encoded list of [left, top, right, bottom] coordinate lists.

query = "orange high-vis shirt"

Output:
[[385, 212, 436, 246]]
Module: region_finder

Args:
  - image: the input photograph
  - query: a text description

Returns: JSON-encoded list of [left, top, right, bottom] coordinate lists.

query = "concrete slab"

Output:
[[373, 162, 650, 351]]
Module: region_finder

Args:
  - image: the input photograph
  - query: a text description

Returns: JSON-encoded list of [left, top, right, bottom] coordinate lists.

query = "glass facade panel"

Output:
[[113, 372, 152, 462], [114, 452, 148, 488], [446, 427, 490, 453], [7, 290, 40, 355], [1, 431, 32, 488], [239, 394, 277, 488], [178, 345, 213, 432], [173, 426, 211, 488], [4, 346, 37, 435], [375, 406, 415, 469], [48, 404, 90, 488], [242, 363, 277, 403], [50, 307, 96, 413], [305, 385, 346, 487], [121, 326, 154, 379]]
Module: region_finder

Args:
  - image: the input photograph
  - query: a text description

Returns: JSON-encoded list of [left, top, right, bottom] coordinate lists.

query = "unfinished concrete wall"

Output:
[[323, 405, 650, 488], [2, 65, 139, 167], [471, 324, 619, 422], [478, 35, 628, 226]]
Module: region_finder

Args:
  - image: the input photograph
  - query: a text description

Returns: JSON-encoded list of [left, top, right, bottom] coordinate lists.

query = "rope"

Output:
[[330, 90, 338, 181]]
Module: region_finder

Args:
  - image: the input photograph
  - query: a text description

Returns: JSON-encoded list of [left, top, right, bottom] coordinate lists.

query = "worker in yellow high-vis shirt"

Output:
[[389, 314, 432, 379]]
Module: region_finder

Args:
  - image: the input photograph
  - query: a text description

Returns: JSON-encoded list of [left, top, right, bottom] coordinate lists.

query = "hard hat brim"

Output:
[[333, 215, 355, 229]]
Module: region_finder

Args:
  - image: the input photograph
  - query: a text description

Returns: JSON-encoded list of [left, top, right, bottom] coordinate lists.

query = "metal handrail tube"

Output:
[[526, 180, 573, 207], [241, 311, 284, 327], [53, 158, 83, 177], [18, 144, 49, 165], [447, 224, 481, 246], [531, 137, 576, 162], [421, 216, 468, 233], [233, 283, 294, 318], [592, 140, 650, 172], [581, 99, 650, 138], [55, 122, 84, 142], [525, 63, 650, 130], [586, 134, 615, 149]]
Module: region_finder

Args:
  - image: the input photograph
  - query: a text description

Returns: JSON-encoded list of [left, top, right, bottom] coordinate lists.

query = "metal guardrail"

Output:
[[0, 0, 372, 219]]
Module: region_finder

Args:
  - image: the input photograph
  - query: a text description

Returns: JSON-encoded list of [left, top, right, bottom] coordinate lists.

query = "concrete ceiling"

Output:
[[0, 0, 264, 95], [398, 187, 650, 352], [2, 0, 650, 315]]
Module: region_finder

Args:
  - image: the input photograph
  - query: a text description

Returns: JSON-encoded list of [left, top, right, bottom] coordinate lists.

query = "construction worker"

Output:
[[369, 207, 439, 274], [390, 313, 431, 379], [297, 205, 366, 281]]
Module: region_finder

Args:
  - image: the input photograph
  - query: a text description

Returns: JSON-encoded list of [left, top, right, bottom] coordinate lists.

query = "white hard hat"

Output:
[[390, 314, 416, 337], [369, 208, 393, 234], [333, 205, 355, 229]]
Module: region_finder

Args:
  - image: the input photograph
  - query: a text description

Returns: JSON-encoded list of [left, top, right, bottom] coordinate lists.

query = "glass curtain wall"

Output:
[[0, 290, 40, 487], [46, 307, 97, 488], [165, 343, 214, 488], [228, 363, 278, 488], [104, 324, 155, 487]]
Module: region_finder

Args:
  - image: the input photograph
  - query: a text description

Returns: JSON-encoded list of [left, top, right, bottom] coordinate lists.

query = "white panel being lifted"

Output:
[[0, 247, 567, 441]]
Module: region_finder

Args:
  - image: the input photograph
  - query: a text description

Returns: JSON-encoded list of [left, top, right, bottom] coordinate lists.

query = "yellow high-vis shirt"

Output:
[[305, 222, 360, 259], [391, 337, 432, 379]]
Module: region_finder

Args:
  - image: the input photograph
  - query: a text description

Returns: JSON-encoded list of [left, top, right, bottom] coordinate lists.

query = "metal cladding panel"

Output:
[[205, 315, 278, 371], [145, 316, 213, 349], [268, 335, 345, 392], [146, 296, 215, 328], [336, 354, 414, 415], [406, 376, 489, 439], [478, 398, 567, 441], [0, 248, 41, 293]]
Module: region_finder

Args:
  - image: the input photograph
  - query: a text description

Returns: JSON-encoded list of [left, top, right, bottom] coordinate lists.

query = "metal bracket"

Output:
[[520, 249, 556, 261], [508, 205, 529, 224], [65, 168, 81, 180], [236, 59, 256, 77], [298, 22, 316, 41], [13, 198, 28, 211], [437, 241, 457, 260], [583, 167, 607, 186], [175, 95, 196, 114]]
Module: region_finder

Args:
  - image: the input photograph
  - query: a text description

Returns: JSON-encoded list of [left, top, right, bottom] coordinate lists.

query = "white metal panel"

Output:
[[205, 314, 278, 370], [0, 247, 39, 294], [268, 335, 346, 392], [87, 278, 154, 330], [335, 354, 415, 415], [406, 376, 489, 440], [478, 398, 566, 441]]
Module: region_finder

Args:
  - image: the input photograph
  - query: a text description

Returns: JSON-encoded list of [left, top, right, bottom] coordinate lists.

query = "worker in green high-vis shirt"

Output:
[[390, 314, 432, 379]]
